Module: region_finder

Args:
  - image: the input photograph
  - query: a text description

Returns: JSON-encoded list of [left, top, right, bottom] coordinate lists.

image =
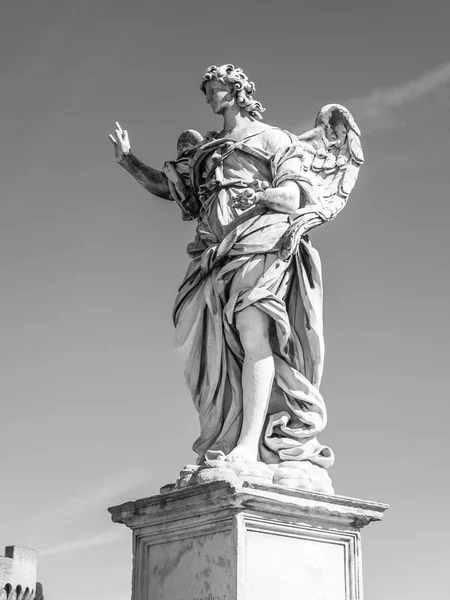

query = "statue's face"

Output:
[[204, 80, 234, 115]]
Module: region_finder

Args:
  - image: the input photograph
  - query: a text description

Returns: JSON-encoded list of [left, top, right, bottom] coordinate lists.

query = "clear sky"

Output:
[[1, 1, 449, 599]]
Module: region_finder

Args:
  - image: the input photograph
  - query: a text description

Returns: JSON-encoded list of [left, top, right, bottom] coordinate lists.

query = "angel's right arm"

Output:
[[119, 153, 172, 201]]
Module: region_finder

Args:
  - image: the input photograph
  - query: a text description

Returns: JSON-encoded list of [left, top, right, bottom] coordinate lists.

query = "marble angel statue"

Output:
[[109, 64, 363, 493]]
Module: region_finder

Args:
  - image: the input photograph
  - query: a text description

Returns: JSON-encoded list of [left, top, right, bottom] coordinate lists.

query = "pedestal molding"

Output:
[[108, 480, 389, 530]]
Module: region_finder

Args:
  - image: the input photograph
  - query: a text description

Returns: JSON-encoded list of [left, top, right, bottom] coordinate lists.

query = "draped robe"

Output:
[[163, 131, 334, 468]]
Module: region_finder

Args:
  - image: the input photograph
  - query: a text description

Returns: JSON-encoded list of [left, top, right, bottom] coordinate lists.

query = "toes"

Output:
[[225, 446, 257, 463], [226, 452, 246, 463], [225, 453, 238, 462]]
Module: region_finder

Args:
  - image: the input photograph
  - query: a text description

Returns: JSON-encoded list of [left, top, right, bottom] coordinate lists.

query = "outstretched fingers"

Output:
[[109, 122, 131, 157]]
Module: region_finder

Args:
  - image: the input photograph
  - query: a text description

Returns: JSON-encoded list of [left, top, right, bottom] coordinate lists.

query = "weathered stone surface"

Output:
[[109, 481, 388, 600], [148, 531, 233, 600]]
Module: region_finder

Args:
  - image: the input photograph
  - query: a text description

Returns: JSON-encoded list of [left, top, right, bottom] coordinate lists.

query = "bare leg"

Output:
[[225, 306, 275, 462]]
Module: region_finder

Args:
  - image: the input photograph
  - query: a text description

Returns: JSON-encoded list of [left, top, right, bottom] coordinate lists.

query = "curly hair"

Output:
[[200, 64, 266, 121]]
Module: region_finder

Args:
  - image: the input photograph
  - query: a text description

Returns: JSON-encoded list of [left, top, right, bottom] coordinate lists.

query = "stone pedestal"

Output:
[[109, 481, 388, 600]]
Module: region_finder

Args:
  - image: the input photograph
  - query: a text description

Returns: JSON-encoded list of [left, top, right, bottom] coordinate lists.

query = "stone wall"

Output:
[[0, 547, 37, 599]]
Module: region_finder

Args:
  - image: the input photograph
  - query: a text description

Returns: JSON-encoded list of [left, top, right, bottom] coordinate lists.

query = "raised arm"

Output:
[[109, 122, 172, 201]]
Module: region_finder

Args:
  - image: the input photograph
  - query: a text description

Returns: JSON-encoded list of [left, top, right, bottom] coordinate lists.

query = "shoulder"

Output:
[[258, 127, 295, 155]]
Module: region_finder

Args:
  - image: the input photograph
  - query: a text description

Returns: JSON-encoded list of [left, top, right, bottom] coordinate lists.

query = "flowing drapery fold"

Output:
[[166, 132, 334, 468]]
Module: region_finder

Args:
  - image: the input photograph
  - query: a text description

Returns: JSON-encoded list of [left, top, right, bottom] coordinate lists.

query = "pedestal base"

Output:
[[109, 482, 388, 600]]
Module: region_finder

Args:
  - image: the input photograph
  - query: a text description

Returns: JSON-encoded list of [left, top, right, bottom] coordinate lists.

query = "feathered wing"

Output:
[[278, 104, 364, 260]]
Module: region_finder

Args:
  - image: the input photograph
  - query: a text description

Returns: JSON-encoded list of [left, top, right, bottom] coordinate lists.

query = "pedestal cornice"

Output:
[[108, 481, 388, 531]]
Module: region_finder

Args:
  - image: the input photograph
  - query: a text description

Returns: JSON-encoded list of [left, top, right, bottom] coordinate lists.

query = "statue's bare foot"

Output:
[[225, 444, 258, 463]]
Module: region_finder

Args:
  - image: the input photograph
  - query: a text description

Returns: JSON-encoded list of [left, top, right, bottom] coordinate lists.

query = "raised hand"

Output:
[[109, 122, 131, 164]]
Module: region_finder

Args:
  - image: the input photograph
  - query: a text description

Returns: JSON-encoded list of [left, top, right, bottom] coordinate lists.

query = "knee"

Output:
[[236, 308, 271, 356]]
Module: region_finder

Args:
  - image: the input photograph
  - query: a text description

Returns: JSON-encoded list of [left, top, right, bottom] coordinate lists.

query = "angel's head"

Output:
[[200, 64, 265, 120]]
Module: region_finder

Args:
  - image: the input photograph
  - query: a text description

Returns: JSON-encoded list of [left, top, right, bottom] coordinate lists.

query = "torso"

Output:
[[193, 126, 294, 241]]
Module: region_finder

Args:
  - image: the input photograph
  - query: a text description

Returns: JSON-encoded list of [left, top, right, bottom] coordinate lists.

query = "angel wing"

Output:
[[278, 104, 364, 260]]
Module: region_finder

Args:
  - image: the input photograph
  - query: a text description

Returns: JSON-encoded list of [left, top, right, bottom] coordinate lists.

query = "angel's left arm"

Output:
[[256, 181, 302, 213], [252, 129, 305, 213]]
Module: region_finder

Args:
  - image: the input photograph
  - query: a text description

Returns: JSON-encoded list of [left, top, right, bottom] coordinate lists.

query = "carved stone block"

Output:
[[109, 482, 388, 600]]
